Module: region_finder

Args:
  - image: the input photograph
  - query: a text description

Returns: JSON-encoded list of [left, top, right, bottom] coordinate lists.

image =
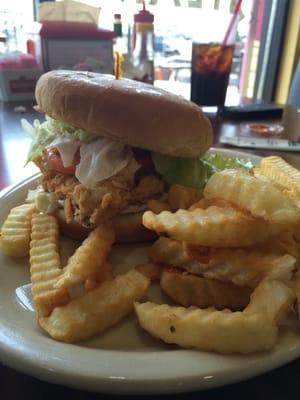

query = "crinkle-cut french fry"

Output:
[[253, 167, 300, 211], [84, 261, 113, 291], [30, 213, 69, 317], [239, 232, 300, 274], [135, 280, 293, 354], [160, 268, 252, 310], [135, 303, 276, 354], [151, 237, 296, 288], [188, 198, 210, 211], [203, 169, 300, 224], [167, 184, 202, 211], [0, 203, 36, 257], [135, 263, 162, 281], [260, 156, 300, 193], [188, 198, 230, 211], [147, 199, 171, 214], [244, 280, 295, 323], [143, 206, 282, 247], [255, 231, 300, 260], [182, 242, 211, 264], [252, 167, 274, 184], [184, 248, 296, 288], [55, 223, 115, 289], [150, 237, 190, 266], [39, 269, 150, 343], [282, 189, 300, 210]]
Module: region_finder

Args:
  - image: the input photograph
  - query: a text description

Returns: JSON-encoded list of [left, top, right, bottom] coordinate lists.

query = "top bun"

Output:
[[35, 70, 213, 158]]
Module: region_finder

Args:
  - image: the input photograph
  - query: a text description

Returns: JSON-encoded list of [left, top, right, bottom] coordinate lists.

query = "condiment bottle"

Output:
[[113, 13, 123, 37], [113, 13, 127, 56], [131, 2, 154, 84]]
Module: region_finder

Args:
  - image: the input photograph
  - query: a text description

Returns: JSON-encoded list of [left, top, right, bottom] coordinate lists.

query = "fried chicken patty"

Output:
[[36, 156, 165, 227]]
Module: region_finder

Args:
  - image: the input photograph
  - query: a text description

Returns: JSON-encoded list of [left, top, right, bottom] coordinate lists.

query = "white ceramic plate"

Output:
[[1, 148, 300, 395]]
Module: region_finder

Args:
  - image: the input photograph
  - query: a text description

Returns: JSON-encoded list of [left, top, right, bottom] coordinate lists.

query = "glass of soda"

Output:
[[191, 42, 235, 107]]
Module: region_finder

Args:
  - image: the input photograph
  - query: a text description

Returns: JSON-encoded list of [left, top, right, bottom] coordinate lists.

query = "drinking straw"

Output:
[[222, 0, 243, 46], [114, 51, 124, 80]]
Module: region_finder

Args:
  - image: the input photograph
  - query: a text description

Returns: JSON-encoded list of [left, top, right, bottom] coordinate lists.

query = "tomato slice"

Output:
[[45, 148, 80, 174]]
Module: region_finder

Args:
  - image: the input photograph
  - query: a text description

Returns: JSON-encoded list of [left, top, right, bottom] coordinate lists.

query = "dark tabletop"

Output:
[[0, 100, 300, 399]]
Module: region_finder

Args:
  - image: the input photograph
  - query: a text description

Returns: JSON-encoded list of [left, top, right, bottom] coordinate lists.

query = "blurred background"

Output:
[[0, 0, 299, 106]]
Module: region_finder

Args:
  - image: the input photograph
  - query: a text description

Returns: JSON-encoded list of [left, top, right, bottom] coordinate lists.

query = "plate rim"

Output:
[[0, 147, 300, 395]]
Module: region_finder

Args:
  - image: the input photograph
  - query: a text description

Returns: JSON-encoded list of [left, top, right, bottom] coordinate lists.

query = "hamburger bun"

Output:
[[56, 209, 157, 243], [35, 70, 213, 158]]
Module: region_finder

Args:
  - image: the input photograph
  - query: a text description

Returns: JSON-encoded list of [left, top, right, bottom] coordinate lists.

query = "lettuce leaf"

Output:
[[152, 152, 254, 189], [46, 117, 97, 142], [21, 116, 97, 163], [21, 118, 56, 163], [204, 153, 254, 171]]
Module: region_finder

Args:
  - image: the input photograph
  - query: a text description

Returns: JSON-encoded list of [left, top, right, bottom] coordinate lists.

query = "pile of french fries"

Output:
[[140, 155, 300, 354], [0, 205, 150, 342], [1, 155, 300, 355]]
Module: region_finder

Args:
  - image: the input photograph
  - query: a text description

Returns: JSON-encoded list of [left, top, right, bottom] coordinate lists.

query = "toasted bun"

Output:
[[55, 209, 157, 243], [35, 70, 213, 158]]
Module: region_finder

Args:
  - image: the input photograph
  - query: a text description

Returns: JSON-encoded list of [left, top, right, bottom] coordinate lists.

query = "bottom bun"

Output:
[[55, 209, 157, 243]]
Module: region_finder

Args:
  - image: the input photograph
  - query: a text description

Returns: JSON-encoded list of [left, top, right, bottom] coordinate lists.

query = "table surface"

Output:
[[0, 100, 300, 400]]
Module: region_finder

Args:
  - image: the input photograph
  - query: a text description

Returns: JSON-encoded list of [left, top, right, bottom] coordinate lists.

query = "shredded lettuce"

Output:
[[21, 116, 97, 163], [22, 118, 55, 163], [46, 117, 97, 142], [152, 152, 254, 189], [204, 153, 254, 171]]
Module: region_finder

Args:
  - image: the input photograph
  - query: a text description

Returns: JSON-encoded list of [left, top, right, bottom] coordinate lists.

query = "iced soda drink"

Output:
[[191, 43, 234, 107]]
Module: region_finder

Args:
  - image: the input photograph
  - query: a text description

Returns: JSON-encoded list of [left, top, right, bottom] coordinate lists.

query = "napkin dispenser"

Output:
[[40, 21, 116, 73], [0, 54, 42, 101]]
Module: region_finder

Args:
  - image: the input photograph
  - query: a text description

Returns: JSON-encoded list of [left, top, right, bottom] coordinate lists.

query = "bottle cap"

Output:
[[134, 1, 154, 23], [113, 13, 122, 37]]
